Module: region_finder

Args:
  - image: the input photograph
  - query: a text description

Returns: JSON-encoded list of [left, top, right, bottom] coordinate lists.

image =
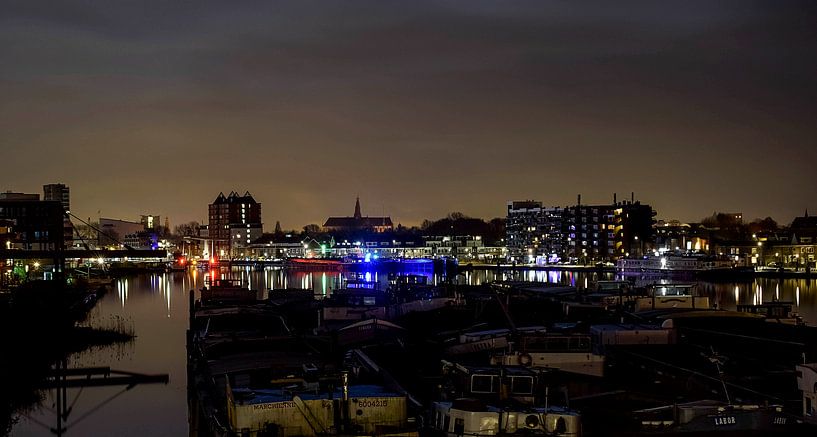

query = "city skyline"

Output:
[[2, 1, 816, 228], [0, 183, 810, 232]]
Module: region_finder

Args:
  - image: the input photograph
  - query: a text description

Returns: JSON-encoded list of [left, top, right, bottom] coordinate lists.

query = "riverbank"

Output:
[[463, 263, 816, 281], [460, 262, 613, 272], [0, 281, 134, 435]]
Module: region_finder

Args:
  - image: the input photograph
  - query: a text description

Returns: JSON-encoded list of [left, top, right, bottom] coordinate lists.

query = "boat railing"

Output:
[[647, 283, 698, 297], [517, 335, 592, 353]]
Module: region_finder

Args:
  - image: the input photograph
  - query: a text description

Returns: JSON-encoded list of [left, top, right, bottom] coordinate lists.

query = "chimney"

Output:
[[614, 193, 617, 205], [577, 194, 581, 206], [631, 192, 635, 203]]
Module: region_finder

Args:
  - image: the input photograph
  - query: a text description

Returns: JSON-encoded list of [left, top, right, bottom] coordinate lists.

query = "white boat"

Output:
[[228, 382, 416, 436], [322, 276, 456, 323], [489, 334, 605, 378], [444, 326, 547, 356], [633, 283, 710, 312], [431, 363, 581, 436], [634, 400, 798, 434], [430, 399, 580, 436], [617, 254, 733, 274]]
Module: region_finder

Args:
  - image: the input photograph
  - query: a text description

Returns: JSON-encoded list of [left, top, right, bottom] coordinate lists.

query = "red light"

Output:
[[179, 257, 186, 265]]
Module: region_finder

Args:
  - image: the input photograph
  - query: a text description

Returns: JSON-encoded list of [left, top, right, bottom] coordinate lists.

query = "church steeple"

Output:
[[354, 197, 362, 219]]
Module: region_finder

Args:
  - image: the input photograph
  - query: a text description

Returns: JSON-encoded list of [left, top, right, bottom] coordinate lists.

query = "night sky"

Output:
[[2, 1, 816, 229]]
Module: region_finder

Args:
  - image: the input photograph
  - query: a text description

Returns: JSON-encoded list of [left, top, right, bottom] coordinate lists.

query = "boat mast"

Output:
[[708, 346, 731, 404]]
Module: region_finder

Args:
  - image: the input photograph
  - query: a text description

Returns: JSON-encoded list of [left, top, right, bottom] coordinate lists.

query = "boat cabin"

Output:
[[430, 398, 581, 436], [228, 382, 413, 437], [440, 361, 557, 406], [634, 283, 710, 312], [593, 280, 631, 293], [634, 400, 794, 433], [737, 301, 803, 325], [489, 333, 604, 377], [797, 363, 817, 425]]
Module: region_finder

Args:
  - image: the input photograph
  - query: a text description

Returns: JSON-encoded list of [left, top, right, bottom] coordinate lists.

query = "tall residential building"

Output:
[[208, 191, 263, 257], [43, 183, 73, 247], [507, 196, 655, 262], [43, 184, 69, 211], [505, 200, 545, 262], [564, 200, 654, 261], [563, 204, 615, 260]]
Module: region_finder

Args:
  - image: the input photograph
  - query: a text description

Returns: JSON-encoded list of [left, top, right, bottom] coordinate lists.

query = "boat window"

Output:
[[471, 374, 497, 393], [571, 337, 591, 350], [363, 296, 377, 306], [511, 376, 533, 394]]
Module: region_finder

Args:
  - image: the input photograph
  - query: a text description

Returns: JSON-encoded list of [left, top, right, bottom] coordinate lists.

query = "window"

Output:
[[511, 376, 533, 394], [471, 374, 496, 393]]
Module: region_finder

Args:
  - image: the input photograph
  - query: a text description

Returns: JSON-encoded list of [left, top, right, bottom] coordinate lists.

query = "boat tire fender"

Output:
[[518, 352, 533, 367]]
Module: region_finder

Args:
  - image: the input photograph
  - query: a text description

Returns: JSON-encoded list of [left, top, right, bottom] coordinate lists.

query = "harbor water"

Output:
[[10, 267, 817, 436]]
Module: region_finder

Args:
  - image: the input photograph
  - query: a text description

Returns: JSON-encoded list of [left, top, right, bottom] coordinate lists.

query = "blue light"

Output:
[[364, 253, 372, 263], [373, 253, 380, 260]]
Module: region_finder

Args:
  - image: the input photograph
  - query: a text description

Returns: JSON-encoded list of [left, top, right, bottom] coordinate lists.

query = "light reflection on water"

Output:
[[10, 267, 817, 436]]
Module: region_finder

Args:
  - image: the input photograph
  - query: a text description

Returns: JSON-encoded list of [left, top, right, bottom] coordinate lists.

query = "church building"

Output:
[[323, 198, 393, 233]]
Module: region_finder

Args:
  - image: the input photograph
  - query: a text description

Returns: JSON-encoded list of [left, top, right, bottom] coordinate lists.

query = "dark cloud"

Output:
[[1, 1, 815, 228]]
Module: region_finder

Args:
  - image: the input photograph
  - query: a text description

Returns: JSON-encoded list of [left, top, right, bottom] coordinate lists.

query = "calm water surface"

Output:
[[11, 267, 817, 436]]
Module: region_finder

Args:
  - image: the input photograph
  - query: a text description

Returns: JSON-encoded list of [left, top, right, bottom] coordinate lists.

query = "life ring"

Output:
[[517, 352, 533, 366]]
